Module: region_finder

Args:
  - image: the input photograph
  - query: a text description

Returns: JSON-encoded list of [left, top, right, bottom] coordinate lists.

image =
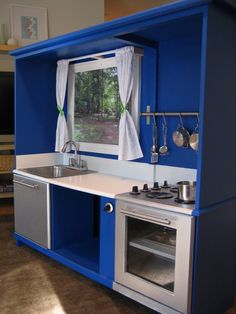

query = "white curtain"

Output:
[[55, 60, 69, 152], [116, 46, 143, 161]]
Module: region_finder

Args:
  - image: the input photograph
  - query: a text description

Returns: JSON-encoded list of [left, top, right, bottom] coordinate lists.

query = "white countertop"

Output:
[[14, 169, 145, 199], [14, 169, 195, 215]]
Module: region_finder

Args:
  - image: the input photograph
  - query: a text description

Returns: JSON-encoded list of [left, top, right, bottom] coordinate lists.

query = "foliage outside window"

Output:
[[74, 67, 122, 145]]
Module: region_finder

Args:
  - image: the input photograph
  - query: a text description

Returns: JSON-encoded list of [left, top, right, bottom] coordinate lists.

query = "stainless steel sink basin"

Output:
[[19, 165, 94, 178]]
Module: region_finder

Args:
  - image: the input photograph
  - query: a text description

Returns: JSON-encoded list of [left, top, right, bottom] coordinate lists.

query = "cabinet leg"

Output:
[[15, 239, 23, 247]]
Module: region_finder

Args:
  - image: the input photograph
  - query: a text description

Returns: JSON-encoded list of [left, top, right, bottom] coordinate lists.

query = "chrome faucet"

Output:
[[61, 140, 80, 168]]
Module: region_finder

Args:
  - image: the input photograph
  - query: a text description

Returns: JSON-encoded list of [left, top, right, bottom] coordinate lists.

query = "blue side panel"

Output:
[[140, 47, 158, 164], [192, 198, 236, 314], [197, 7, 236, 208], [14, 233, 113, 288], [51, 185, 94, 250], [99, 197, 115, 281], [157, 35, 201, 168], [15, 59, 57, 155]]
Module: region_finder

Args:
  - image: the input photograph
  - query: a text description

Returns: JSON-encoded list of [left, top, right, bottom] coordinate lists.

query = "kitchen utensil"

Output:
[[189, 115, 199, 151], [177, 181, 196, 202], [159, 114, 169, 155], [172, 114, 190, 148], [151, 115, 158, 163]]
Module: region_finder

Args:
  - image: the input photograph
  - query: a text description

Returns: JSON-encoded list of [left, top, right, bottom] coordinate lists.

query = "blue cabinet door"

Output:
[[99, 197, 115, 282]]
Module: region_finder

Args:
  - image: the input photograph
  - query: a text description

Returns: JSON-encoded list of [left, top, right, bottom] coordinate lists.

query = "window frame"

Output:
[[67, 55, 141, 155]]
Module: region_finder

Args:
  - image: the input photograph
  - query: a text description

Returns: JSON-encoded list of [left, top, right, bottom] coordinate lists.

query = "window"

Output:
[[67, 55, 141, 155]]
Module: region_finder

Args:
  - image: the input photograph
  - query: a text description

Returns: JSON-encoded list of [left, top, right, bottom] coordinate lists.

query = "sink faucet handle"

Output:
[[69, 157, 78, 167], [79, 159, 87, 169]]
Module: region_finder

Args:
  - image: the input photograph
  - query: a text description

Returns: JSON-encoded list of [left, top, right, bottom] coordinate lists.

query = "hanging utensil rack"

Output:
[[141, 107, 199, 125]]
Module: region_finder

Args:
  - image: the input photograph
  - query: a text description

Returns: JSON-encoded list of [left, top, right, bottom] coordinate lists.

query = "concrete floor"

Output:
[[0, 217, 156, 314]]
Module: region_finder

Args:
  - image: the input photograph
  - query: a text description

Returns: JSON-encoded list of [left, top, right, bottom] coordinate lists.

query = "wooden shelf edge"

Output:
[[0, 192, 14, 199], [0, 144, 15, 150], [0, 135, 15, 142], [0, 171, 13, 174], [0, 44, 19, 52]]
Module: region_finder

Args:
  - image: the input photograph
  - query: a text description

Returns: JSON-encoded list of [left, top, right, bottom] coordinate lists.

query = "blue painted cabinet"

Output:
[[99, 197, 115, 282], [50, 185, 114, 287], [11, 1, 236, 313]]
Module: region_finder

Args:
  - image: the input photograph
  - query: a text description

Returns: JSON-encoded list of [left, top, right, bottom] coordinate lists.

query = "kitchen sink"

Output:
[[19, 165, 94, 178]]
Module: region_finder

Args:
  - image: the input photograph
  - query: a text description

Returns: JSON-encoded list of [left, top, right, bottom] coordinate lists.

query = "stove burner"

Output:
[[146, 191, 173, 199], [170, 187, 178, 193], [175, 198, 195, 204]]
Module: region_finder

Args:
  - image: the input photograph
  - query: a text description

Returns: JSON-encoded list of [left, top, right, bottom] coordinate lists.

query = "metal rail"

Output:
[[141, 112, 199, 116]]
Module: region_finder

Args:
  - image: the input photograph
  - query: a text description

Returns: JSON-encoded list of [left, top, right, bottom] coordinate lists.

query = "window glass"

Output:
[[74, 67, 121, 145]]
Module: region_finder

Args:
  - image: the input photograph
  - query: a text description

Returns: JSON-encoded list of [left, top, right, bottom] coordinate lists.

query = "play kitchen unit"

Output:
[[10, 1, 236, 314]]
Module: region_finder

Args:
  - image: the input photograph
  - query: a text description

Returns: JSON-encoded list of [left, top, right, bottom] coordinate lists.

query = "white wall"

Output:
[[0, 0, 104, 71]]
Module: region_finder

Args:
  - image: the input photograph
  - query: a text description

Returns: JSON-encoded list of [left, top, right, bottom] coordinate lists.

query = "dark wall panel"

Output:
[[197, 7, 236, 208], [192, 199, 236, 314]]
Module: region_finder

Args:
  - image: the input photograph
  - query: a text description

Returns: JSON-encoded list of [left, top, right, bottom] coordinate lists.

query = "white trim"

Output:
[[72, 57, 117, 73], [67, 67, 75, 141], [67, 57, 120, 155], [67, 53, 142, 155], [66, 47, 144, 63], [15, 153, 63, 169], [131, 54, 141, 133], [79, 142, 118, 155], [46, 183, 51, 249]]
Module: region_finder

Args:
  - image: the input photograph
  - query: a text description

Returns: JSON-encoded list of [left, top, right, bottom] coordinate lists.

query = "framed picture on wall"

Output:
[[11, 4, 48, 46]]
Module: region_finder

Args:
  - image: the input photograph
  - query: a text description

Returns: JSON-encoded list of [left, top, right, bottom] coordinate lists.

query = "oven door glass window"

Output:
[[127, 217, 176, 292]]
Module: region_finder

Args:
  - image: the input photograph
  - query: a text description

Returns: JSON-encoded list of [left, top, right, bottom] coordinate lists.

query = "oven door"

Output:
[[115, 200, 194, 314]]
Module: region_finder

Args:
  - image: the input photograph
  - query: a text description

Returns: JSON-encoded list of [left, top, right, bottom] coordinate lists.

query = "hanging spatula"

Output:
[[151, 115, 158, 164]]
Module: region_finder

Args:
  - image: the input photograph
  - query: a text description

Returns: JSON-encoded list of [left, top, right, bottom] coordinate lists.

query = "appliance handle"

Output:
[[13, 180, 39, 190], [120, 209, 171, 225]]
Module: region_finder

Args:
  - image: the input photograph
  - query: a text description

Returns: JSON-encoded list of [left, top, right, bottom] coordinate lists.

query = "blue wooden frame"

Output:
[[14, 232, 113, 288], [10, 1, 236, 313], [11, 2, 210, 169]]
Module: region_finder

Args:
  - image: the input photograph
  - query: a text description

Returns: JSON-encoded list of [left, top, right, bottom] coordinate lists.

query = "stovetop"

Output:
[[116, 181, 195, 215]]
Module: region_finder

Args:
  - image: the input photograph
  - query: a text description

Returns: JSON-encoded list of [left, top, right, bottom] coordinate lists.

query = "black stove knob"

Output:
[[130, 186, 140, 195], [152, 182, 160, 190], [141, 183, 149, 192], [162, 180, 170, 188]]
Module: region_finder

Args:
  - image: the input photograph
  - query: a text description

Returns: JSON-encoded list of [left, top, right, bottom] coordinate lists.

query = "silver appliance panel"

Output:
[[14, 174, 51, 249], [115, 200, 195, 314]]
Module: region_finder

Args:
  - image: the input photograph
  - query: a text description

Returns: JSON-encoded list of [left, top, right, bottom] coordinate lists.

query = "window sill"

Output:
[[79, 142, 118, 155]]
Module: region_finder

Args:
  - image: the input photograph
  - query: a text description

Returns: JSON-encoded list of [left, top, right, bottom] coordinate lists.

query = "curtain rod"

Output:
[[66, 47, 144, 63]]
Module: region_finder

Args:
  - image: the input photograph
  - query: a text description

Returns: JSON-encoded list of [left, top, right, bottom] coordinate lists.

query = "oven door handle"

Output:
[[120, 209, 171, 225]]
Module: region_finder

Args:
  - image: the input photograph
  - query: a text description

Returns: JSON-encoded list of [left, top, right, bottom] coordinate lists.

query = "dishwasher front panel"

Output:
[[14, 174, 50, 249]]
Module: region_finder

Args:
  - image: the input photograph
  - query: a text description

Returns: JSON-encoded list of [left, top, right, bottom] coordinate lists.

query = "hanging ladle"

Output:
[[159, 114, 169, 155]]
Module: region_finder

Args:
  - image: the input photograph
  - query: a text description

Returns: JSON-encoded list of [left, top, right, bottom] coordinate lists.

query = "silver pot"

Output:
[[177, 181, 196, 202], [172, 115, 190, 148], [189, 116, 199, 151], [172, 125, 190, 147]]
